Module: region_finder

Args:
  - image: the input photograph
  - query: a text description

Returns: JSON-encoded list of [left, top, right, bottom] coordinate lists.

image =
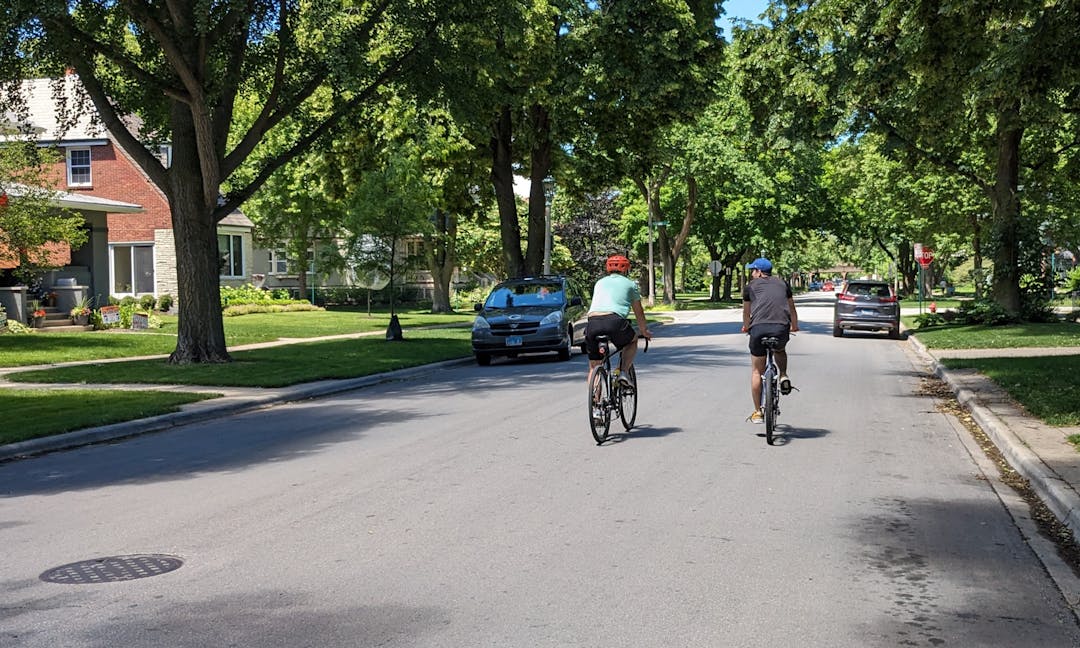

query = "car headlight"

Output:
[[540, 311, 563, 326], [472, 316, 490, 331]]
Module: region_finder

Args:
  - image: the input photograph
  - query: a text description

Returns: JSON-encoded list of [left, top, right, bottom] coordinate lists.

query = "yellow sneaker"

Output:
[[748, 409, 764, 424]]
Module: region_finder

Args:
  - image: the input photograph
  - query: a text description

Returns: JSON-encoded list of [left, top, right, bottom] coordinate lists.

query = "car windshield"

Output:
[[847, 283, 891, 298], [485, 283, 565, 308]]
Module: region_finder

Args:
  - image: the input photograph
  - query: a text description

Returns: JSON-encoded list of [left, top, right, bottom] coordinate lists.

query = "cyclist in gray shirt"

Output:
[[741, 257, 799, 423]]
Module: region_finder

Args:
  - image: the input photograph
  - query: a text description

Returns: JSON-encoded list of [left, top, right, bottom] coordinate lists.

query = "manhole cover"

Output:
[[40, 554, 183, 584]]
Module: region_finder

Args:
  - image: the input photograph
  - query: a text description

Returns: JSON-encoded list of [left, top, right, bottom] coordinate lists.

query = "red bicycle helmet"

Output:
[[605, 254, 631, 274]]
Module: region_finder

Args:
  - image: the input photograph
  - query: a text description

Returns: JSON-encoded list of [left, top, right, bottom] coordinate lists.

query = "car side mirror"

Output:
[[474, 302, 483, 312], [570, 296, 582, 306]]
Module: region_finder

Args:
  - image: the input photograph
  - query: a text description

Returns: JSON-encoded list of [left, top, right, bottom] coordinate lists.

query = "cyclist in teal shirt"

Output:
[[585, 255, 652, 387]]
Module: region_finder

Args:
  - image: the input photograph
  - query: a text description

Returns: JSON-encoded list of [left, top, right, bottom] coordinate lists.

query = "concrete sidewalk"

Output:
[[906, 336, 1080, 538]]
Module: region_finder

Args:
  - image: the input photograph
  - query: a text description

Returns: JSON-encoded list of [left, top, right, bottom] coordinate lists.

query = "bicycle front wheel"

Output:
[[764, 376, 777, 444], [589, 367, 612, 444], [618, 366, 638, 430]]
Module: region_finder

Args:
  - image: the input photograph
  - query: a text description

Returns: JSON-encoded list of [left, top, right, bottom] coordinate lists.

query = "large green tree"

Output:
[[570, 0, 725, 304], [1, 0, 462, 362], [739, 0, 1080, 316]]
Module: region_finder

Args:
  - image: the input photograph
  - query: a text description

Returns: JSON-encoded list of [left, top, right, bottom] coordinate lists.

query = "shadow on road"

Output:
[[600, 424, 683, 444], [756, 424, 832, 446]]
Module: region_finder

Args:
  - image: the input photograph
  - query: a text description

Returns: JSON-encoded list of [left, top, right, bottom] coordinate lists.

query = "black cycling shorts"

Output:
[[586, 314, 636, 361], [748, 323, 789, 357]]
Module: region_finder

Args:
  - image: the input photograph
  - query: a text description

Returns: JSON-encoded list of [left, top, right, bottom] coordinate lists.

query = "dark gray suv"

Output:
[[471, 276, 588, 365], [833, 279, 901, 339]]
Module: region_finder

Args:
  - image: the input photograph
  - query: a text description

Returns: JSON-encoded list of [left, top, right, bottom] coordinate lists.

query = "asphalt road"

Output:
[[3, 304, 1078, 647]]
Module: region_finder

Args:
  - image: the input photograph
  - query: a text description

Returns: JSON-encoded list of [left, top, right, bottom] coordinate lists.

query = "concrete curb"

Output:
[[0, 357, 473, 463], [907, 334, 1080, 538]]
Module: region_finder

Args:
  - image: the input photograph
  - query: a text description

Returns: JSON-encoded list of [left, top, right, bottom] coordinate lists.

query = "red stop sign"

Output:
[[918, 247, 934, 267]]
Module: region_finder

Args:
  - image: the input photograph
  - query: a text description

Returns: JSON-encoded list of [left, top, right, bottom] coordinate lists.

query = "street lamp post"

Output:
[[542, 176, 555, 276]]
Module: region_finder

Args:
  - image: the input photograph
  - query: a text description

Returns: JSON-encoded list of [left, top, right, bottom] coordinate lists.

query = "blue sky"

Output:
[[721, 0, 770, 34]]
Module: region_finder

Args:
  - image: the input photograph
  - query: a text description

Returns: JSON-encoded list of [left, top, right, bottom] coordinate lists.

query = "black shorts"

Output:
[[749, 323, 789, 357], [586, 314, 636, 360]]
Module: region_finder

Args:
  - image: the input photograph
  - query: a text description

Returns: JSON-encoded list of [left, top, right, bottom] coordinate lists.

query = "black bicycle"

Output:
[[760, 336, 783, 444], [588, 335, 648, 445]]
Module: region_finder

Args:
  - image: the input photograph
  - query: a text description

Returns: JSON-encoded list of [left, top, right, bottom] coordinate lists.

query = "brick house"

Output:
[[1, 77, 254, 308]]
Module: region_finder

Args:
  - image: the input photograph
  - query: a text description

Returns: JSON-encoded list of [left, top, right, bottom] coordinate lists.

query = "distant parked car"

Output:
[[833, 279, 901, 339], [822, 281, 834, 292], [808, 280, 823, 291], [471, 275, 588, 365]]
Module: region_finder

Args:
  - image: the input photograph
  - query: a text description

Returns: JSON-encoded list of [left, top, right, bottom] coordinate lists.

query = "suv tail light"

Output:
[[877, 295, 898, 303], [837, 293, 857, 302]]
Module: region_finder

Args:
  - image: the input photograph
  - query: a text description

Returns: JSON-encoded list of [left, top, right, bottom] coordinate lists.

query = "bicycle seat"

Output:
[[761, 336, 783, 349]]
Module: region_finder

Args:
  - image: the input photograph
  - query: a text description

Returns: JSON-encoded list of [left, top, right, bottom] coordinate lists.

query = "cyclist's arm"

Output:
[[787, 296, 799, 332], [631, 300, 651, 339], [741, 300, 751, 333]]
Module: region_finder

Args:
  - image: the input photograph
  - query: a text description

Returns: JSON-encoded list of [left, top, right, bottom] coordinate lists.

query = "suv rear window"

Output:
[[846, 282, 892, 298]]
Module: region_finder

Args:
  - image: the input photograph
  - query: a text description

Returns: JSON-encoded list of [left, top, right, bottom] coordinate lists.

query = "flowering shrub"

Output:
[[32, 308, 46, 318]]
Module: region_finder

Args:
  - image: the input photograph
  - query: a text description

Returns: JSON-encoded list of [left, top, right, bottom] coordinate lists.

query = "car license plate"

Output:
[[506, 335, 523, 346], [857, 308, 876, 316]]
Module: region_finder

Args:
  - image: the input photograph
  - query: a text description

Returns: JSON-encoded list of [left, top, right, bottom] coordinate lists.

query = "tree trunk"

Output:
[[490, 105, 524, 278], [525, 104, 552, 276], [656, 175, 696, 304], [971, 215, 984, 301], [722, 249, 745, 301], [898, 242, 916, 297], [426, 209, 457, 313], [989, 110, 1022, 315], [167, 133, 229, 364]]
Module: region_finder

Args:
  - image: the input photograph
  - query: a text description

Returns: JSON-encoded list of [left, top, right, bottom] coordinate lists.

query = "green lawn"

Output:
[[1, 314, 473, 442], [939, 356, 1080, 426], [645, 294, 742, 312], [0, 308, 475, 367], [0, 389, 220, 445], [907, 321, 1080, 349], [6, 328, 472, 387]]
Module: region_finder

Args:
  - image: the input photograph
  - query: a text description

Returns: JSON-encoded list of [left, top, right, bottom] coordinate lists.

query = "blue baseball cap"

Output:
[[746, 257, 773, 273]]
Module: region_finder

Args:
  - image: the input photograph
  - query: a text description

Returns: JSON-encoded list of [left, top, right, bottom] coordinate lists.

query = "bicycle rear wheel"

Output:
[[589, 366, 612, 444], [617, 366, 638, 430], [764, 376, 777, 444]]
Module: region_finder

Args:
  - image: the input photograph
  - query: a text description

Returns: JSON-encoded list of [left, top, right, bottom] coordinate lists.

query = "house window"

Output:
[[268, 248, 313, 275], [111, 244, 155, 295], [156, 144, 172, 168], [218, 234, 244, 278], [67, 147, 91, 186], [269, 249, 289, 275], [404, 239, 424, 258]]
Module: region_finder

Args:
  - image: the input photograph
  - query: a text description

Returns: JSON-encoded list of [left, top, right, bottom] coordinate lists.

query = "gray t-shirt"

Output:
[[742, 275, 792, 327]]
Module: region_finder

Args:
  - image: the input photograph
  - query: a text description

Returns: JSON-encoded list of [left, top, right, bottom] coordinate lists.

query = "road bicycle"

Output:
[[588, 334, 648, 445], [760, 336, 784, 444]]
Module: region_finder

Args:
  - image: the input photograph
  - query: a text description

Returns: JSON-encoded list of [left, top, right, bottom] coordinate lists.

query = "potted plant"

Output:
[[70, 297, 93, 326], [30, 308, 46, 328]]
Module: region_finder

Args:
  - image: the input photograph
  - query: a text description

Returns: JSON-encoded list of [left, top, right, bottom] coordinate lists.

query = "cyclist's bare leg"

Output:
[[775, 349, 788, 375], [619, 339, 638, 374], [750, 354, 766, 410]]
